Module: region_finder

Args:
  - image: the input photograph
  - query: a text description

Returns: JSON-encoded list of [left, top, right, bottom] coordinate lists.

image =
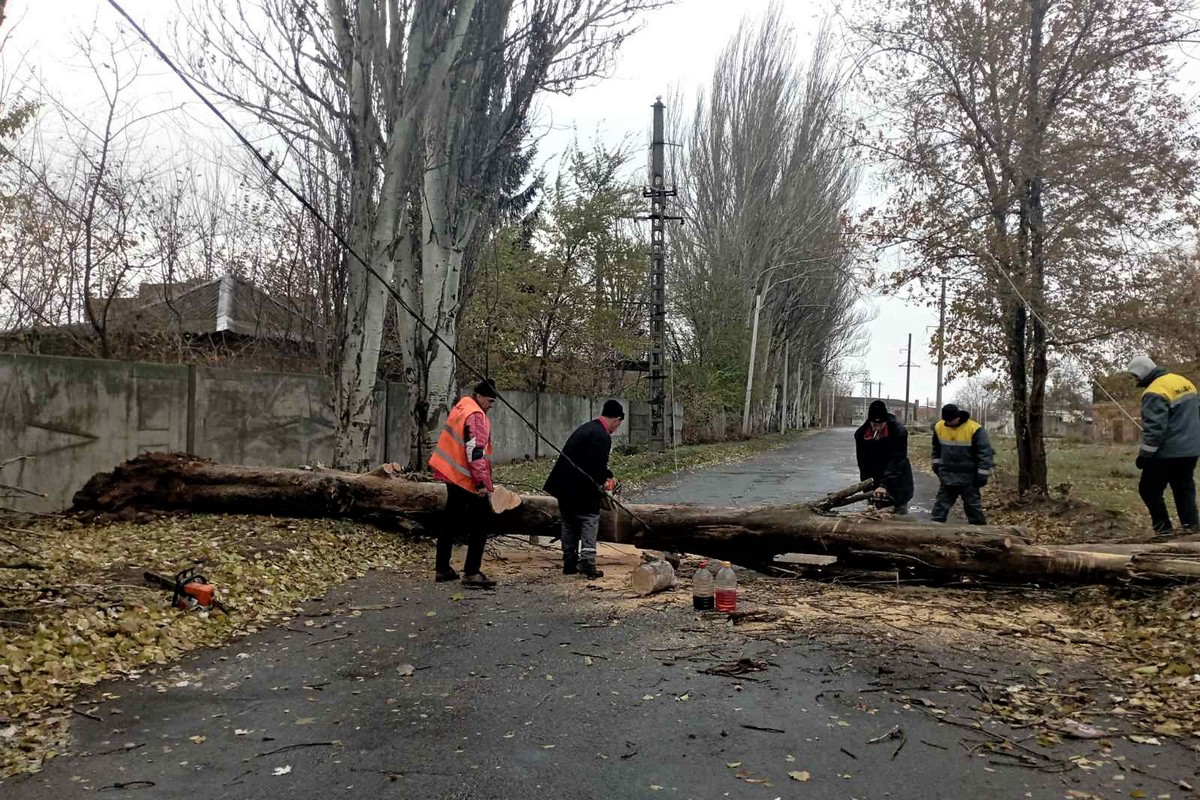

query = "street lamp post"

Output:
[[741, 268, 829, 435]]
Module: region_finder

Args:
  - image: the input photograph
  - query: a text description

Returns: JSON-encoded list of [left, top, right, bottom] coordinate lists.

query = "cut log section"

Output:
[[70, 453, 1200, 585], [811, 480, 874, 511]]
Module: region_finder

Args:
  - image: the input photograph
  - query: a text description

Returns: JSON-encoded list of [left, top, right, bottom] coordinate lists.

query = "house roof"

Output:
[[120, 275, 321, 341]]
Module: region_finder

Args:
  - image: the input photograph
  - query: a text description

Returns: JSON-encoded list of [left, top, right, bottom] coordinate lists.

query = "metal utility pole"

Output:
[[900, 333, 918, 424], [936, 277, 946, 412], [644, 98, 677, 452], [741, 291, 763, 435]]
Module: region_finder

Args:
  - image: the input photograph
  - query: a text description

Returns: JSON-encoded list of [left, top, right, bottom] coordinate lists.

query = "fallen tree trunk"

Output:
[[73, 453, 564, 538], [71, 454, 1200, 584]]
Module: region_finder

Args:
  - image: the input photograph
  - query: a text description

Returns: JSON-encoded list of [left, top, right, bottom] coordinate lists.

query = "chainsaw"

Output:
[[866, 489, 895, 510], [143, 566, 228, 614]]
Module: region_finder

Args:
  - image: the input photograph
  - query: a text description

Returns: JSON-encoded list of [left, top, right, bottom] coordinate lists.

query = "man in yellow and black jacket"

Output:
[[1127, 356, 1200, 536], [931, 404, 994, 525]]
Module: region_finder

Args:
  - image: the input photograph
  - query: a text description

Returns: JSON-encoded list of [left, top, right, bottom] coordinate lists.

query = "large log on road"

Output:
[[71, 454, 1200, 584], [72, 453, 565, 538]]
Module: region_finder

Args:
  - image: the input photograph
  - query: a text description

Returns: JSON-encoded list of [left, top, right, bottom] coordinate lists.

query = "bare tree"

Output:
[[0, 30, 173, 356], [183, 0, 482, 470], [669, 5, 864, 436], [855, 0, 1200, 493], [184, 0, 666, 469]]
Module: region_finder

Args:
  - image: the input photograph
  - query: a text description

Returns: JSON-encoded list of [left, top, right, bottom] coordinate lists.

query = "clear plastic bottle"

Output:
[[692, 561, 715, 611], [715, 561, 737, 612]]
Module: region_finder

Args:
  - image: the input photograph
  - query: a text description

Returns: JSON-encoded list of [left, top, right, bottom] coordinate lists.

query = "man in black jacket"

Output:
[[544, 399, 624, 579], [854, 400, 915, 514]]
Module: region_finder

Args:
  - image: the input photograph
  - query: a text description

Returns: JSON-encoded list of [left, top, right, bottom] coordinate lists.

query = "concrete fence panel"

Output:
[[0, 353, 682, 510], [0, 353, 188, 512], [192, 366, 339, 468]]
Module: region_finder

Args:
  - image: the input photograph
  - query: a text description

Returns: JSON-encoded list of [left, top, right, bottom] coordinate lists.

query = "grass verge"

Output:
[[909, 430, 1152, 543], [493, 429, 814, 494], [0, 516, 423, 777]]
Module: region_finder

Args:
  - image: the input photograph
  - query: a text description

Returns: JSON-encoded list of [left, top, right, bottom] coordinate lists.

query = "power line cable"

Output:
[[105, 0, 659, 531]]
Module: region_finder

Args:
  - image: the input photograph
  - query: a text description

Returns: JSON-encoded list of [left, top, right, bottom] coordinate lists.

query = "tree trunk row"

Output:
[[71, 454, 1200, 585]]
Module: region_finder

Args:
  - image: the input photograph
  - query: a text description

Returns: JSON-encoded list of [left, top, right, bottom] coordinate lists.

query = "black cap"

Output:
[[473, 379, 498, 399], [941, 403, 960, 422], [868, 400, 888, 422], [601, 399, 625, 419]]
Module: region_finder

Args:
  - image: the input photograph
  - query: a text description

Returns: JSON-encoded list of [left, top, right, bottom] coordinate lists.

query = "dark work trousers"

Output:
[[931, 483, 988, 525], [1139, 457, 1199, 532], [559, 508, 601, 569], [435, 483, 492, 575]]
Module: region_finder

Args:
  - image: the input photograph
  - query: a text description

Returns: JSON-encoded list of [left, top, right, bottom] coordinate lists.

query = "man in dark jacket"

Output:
[[853, 400, 915, 513], [931, 403, 994, 525], [1127, 355, 1200, 536], [544, 399, 624, 578]]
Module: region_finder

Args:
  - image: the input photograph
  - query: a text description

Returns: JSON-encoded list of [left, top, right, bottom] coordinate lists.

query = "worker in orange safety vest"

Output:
[[429, 379, 499, 589]]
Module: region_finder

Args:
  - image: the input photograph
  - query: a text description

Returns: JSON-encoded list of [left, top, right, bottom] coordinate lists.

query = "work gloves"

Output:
[[975, 475, 989, 488], [1136, 455, 1148, 470]]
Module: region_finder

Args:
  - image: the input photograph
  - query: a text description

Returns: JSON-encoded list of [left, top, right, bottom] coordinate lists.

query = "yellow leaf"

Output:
[[789, 770, 811, 782]]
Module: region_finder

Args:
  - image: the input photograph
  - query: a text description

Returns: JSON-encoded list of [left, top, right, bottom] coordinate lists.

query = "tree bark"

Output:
[[70, 454, 1200, 584], [812, 480, 874, 511]]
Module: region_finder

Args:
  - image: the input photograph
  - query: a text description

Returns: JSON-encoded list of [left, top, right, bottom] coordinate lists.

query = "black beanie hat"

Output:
[[473, 379, 499, 399], [867, 400, 888, 422], [601, 399, 625, 419], [941, 403, 960, 423]]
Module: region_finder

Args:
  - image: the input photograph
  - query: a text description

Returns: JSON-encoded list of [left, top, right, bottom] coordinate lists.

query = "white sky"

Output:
[[6, 0, 953, 407]]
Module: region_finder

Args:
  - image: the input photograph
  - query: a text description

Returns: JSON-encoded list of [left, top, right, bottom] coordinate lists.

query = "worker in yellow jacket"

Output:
[[931, 404, 993, 525], [1127, 356, 1200, 537]]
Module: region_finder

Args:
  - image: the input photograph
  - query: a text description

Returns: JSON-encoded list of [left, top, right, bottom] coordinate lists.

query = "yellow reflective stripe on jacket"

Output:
[[1144, 373, 1198, 405], [934, 419, 981, 444], [1140, 372, 1200, 459]]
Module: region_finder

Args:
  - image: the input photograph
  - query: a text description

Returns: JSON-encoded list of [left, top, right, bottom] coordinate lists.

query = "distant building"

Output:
[[1, 275, 327, 373]]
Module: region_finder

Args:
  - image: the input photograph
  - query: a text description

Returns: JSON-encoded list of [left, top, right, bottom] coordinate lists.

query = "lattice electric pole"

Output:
[[643, 98, 678, 452]]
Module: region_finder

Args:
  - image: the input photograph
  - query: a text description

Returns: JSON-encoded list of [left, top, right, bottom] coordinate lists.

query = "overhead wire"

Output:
[[104, 0, 661, 531]]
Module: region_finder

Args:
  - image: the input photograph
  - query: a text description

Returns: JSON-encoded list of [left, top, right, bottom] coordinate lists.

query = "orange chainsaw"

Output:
[[144, 566, 228, 614]]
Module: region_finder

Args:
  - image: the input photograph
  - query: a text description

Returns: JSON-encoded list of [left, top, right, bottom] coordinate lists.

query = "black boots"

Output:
[[578, 563, 604, 580], [461, 572, 497, 589]]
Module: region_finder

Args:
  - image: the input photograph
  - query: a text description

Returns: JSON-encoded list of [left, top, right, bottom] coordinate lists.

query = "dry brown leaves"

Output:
[[0, 514, 421, 777]]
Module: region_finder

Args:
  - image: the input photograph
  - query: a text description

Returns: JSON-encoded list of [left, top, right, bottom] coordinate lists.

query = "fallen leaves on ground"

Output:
[[0, 514, 421, 777]]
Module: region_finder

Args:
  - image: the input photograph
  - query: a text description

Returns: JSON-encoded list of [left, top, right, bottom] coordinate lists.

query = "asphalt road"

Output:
[[632, 427, 940, 519], [6, 432, 1198, 800]]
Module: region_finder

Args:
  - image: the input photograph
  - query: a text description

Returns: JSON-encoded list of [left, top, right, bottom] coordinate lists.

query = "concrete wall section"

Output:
[[193, 367, 387, 467], [0, 353, 188, 512], [0, 353, 683, 510], [192, 367, 334, 467]]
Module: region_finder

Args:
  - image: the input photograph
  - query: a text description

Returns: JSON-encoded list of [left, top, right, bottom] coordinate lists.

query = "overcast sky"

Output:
[[7, 0, 952, 408]]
